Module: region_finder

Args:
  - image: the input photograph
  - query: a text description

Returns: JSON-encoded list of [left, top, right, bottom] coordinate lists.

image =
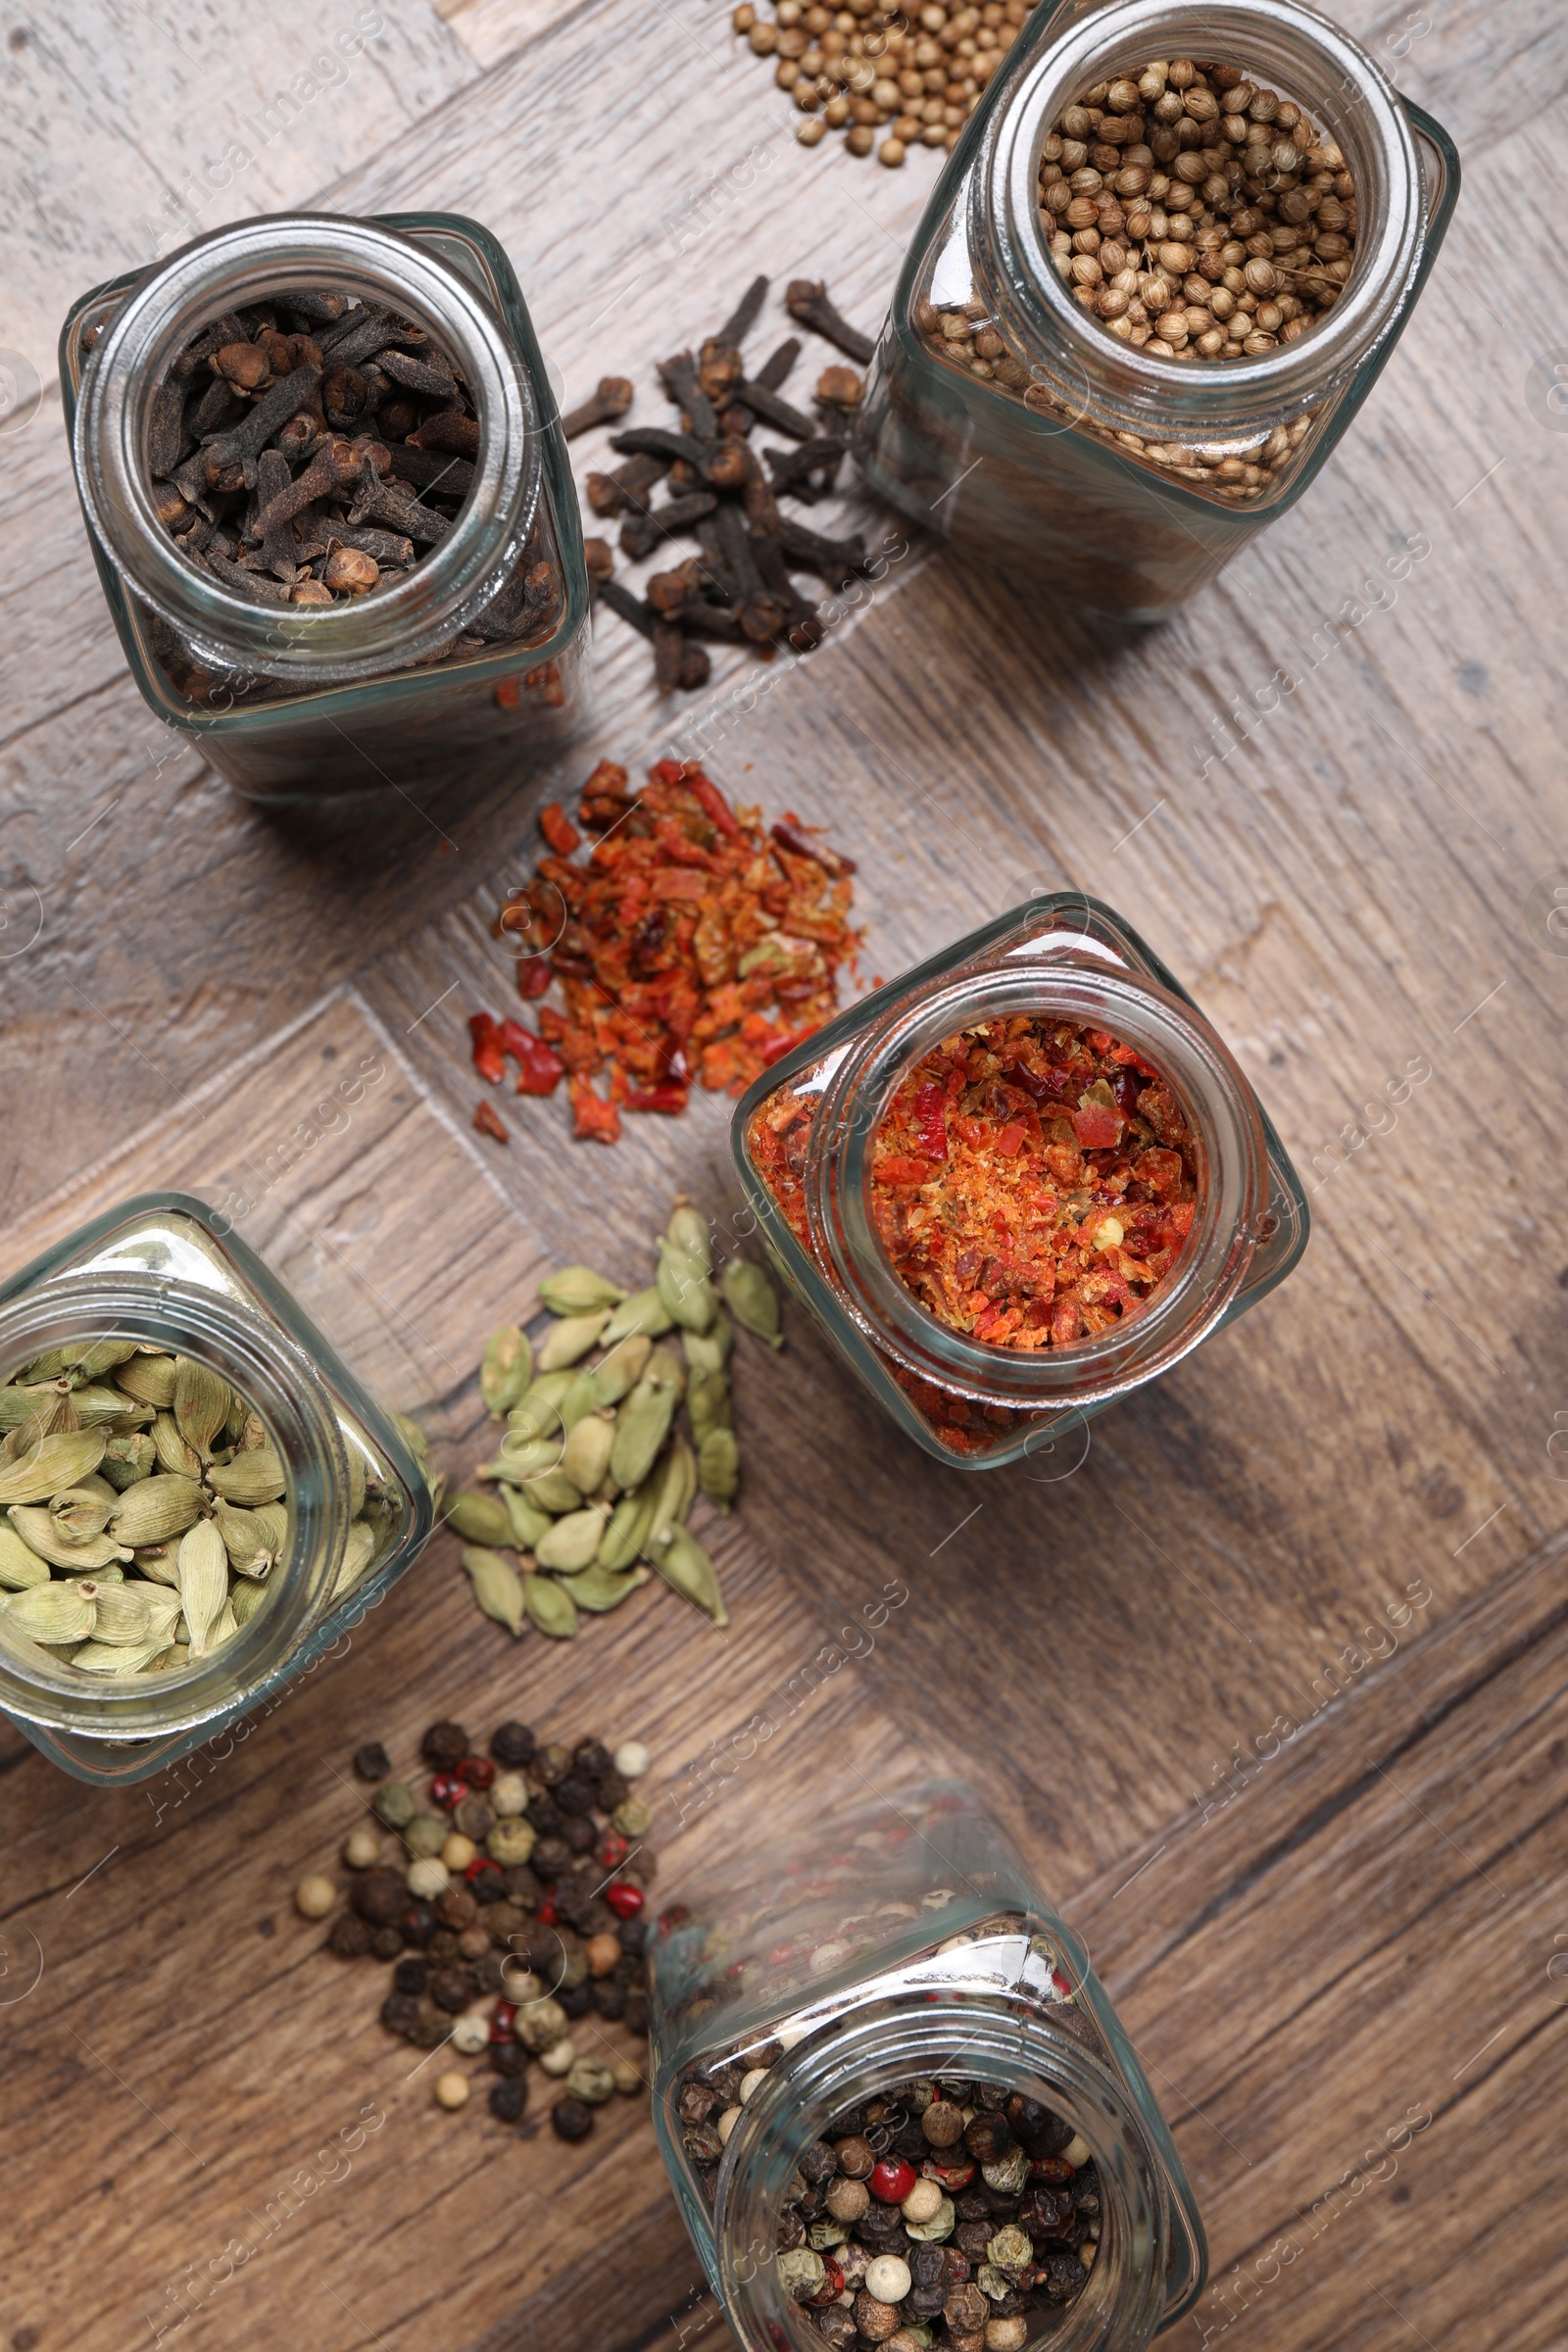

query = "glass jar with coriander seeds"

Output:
[[854, 0, 1458, 620], [733, 892, 1307, 1469], [0, 1192, 437, 1786], [650, 1780, 1205, 2352], [62, 211, 590, 805]]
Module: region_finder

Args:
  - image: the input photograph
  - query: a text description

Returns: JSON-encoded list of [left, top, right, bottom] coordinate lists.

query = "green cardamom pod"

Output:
[[599, 1286, 674, 1347], [4, 1579, 97, 1644], [508, 1372, 574, 1443], [462, 1544, 526, 1634], [666, 1199, 713, 1276], [534, 1504, 611, 1573], [330, 1520, 379, 1601], [101, 1433, 157, 1490], [91, 1582, 156, 1646], [645, 1432, 697, 1551], [205, 1446, 285, 1505], [536, 1309, 612, 1373], [72, 1633, 172, 1674], [562, 1413, 615, 1497], [345, 1438, 368, 1524], [446, 1489, 514, 1547], [610, 1375, 679, 1494], [520, 1570, 579, 1639], [502, 1485, 554, 1551], [685, 1365, 731, 1445], [681, 1312, 734, 1376], [0, 1526, 51, 1590], [213, 1499, 278, 1577], [488, 1433, 566, 1486], [648, 1526, 728, 1628], [0, 1428, 107, 1507], [150, 1410, 203, 1479], [173, 1357, 231, 1457], [12, 1348, 74, 1383], [698, 1427, 740, 1510], [48, 1486, 117, 1541], [596, 1478, 660, 1572], [721, 1256, 784, 1348], [70, 1340, 141, 1382], [111, 1353, 179, 1408], [391, 1412, 432, 1477], [7, 1505, 128, 1572], [481, 1324, 533, 1418], [592, 1332, 652, 1406], [520, 1469, 584, 1517], [176, 1519, 229, 1654], [230, 1579, 268, 1627], [560, 1368, 602, 1433], [558, 1561, 648, 1612], [0, 1383, 62, 1432], [656, 1239, 717, 1335], [72, 1385, 155, 1427], [538, 1266, 626, 1316], [223, 1390, 252, 1448]]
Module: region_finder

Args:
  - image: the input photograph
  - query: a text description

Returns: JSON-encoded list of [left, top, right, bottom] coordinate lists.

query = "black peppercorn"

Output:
[[624, 1988, 649, 2034], [678, 2077, 719, 2125], [471, 1951, 506, 1996], [815, 2311, 857, 2350], [1073, 2166, 1102, 2222], [893, 2120, 929, 2165], [964, 2112, 1011, 2165], [327, 1913, 374, 1959], [369, 1924, 404, 1961], [436, 1886, 478, 1931], [532, 1741, 571, 1787], [572, 1738, 612, 1779], [429, 1968, 471, 2014], [594, 1770, 630, 1812], [554, 1772, 595, 1817], [975, 2081, 1008, 2112], [552, 2095, 594, 2142], [801, 2141, 839, 2184], [562, 1814, 597, 1856], [491, 1720, 536, 1767], [616, 1916, 648, 1955], [908, 2288, 947, 2320], [400, 1901, 438, 1949], [394, 1957, 429, 1996], [352, 1869, 408, 1928], [453, 1793, 496, 1843], [683, 2124, 723, 2164], [559, 1980, 592, 2019], [380, 1989, 420, 2036], [353, 1741, 391, 1782], [420, 1720, 468, 1768], [710, 2062, 746, 2104], [1040, 2253, 1088, 2304], [490, 2076, 529, 2124], [503, 1863, 541, 1908], [426, 1928, 461, 1966], [490, 2039, 527, 2078], [907, 2246, 947, 2291], [529, 1811, 567, 1856], [776, 2207, 807, 2252], [470, 1867, 507, 1905], [554, 1881, 593, 1929], [410, 2009, 450, 2049], [955, 2223, 995, 2261], [591, 1979, 626, 2020]]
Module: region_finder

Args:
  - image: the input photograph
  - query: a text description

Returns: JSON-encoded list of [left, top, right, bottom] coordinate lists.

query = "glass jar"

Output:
[[0, 1191, 436, 1785], [854, 0, 1458, 620], [650, 1780, 1205, 2352], [61, 211, 590, 803], [732, 892, 1306, 1468]]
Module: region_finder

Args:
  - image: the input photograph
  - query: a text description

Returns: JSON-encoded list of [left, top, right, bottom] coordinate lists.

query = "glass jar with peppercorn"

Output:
[[62, 211, 590, 804], [650, 1780, 1205, 2352], [0, 1192, 435, 1785], [854, 0, 1458, 620], [733, 891, 1307, 1468]]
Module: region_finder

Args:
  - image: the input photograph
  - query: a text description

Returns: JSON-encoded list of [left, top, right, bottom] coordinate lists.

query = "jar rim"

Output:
[[0, 1275, 349, 1737], [800, 959, 1270, 1409], [71, 213, 541, 682], [981, 0, 1426, 437]]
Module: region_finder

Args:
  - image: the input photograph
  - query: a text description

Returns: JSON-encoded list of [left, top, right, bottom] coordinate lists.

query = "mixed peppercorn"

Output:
[[751, 1015, 1197, 1351], [297, 1719, 653, 2140], [469, 759, 858, 1146]]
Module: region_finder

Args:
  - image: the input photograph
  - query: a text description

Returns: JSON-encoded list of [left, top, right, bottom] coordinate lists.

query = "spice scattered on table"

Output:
[[732, 0, 1041, 161], [0, 1342, 384, 1672], [141, 286, 560, 651], [751, 1016, 1197, 1348], [467, 758, 858, 1146], [571, 273, 885, 694], [304, 1719, 653, 2140], [443, 1203, 784, 1638], [679, 2059, 1099, 2339]]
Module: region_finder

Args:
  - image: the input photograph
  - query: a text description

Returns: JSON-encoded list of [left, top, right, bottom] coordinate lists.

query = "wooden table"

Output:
[[3, 3, 1567, 2349]]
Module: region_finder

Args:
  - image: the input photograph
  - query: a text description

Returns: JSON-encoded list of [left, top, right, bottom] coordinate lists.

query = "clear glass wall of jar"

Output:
[[650, 1781, 1205, 2352], [0, 1193, 436, 1785], [733, 894, 1307, 1468], [854, 0, 1458, 620], [62, 212, 590, 803]]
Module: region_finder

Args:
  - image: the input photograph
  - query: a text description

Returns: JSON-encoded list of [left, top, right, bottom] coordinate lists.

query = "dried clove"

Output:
[[733, 380, 815, 440], [561, 376, 635, 439], [784, 282, 875, 366], [714, 273, 770, 349]]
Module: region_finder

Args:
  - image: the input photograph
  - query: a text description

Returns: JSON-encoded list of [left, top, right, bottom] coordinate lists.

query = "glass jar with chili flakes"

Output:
[[733, 893, 1306, 1468]]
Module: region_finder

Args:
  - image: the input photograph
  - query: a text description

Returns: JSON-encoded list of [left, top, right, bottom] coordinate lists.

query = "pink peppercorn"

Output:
[[869, 2158, 917, 2204]]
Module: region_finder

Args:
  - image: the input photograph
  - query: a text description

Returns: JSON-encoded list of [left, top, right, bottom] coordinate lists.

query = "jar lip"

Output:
[[72, 214, 541, 682], [984, 0, 1425, 433], [803, 960, 1269, 1407], [0, 1275, 349, 1736]]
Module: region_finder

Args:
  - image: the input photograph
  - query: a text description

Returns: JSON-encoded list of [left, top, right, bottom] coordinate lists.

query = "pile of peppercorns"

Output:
[[296, 1719, 654, 2142], [676, 2068, 1098, 2347]]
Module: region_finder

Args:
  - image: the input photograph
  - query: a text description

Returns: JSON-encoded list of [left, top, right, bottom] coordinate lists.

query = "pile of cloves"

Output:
[[562, 276, 880, 695], [142, 288, 559, 662]]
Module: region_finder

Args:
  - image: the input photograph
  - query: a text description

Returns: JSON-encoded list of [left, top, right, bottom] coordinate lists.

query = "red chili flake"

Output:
[[497, 1018, 565, 1097], [538, 801, 580, 856], [568, 1076, 622, 1144], [808, 2259, 845, 2308], [490, 2001, 517, 2042], [460, 1756, 496, 1790], [516, 956, 553, 1000], [472, 1100, 509, 1144], [494, 677, 521, 710], [536, 1897, 558, 1927], [605, 1881, 644, 1919], [622, 1081, 689, 1115], [869, 2157, 917, 2204], [468, 1011, 507, 1086], [429, 1770, 468, 1811]]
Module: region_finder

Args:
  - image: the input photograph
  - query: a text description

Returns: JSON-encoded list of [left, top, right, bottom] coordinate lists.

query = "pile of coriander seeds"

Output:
[[297, 1718, 654, 2141], [733, 0, 1042, 165]]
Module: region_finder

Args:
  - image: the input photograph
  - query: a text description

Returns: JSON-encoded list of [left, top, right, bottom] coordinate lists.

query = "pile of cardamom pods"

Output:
[[0, 1340, 387, 1676], [448, 1202, 783, 1640]]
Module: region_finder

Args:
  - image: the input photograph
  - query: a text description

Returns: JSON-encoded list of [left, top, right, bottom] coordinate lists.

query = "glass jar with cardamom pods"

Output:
[[650, 1779, 1205, 2352], [733, 891, 1307, 1469], [0, 1192, 437, 1785], [62, 211, 590, 804], [854, 0, 1458, 620]]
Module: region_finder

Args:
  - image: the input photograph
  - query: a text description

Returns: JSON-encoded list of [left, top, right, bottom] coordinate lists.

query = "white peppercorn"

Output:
[[612, 1740, 650, 1780], [294, 1874, 336, 1920], [434, 2071, 470, 2110], [342, 1827, 382, 1870], [406, 1856, 450, 1899], [450, 2012, 490, 2055], [538, 2035, 578, 2077]]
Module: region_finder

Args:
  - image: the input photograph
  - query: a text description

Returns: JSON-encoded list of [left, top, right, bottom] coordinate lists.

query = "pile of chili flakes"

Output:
[[468, 759, 859, 1147], [755, 1014, 1198, 1349]]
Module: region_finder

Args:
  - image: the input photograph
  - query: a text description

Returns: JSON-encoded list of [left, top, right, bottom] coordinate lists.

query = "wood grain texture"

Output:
[[2, 2, 1567, 2350]]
